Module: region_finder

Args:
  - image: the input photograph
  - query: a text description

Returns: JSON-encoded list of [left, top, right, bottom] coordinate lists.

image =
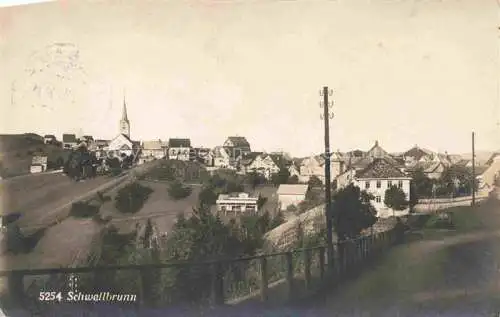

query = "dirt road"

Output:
[[305, 194, 500, 316]]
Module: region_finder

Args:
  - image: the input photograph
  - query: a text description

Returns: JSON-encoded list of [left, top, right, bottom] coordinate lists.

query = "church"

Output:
[[105, 96, 140, 160]]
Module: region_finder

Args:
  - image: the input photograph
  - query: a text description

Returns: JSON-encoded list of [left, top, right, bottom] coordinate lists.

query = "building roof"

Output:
[[240, 152, 264, 165], [62, 134, 77, 143], [355, 158, 409, 179], [44, 134, 56, 138], [466, 165, 489, 176], [277, 184, 309, 196], [366, 140, 389, 159], [403, 145, 432, 161], [169, 138, 191, 148], [217, 192, 257, 200], [406, 161, 444, 174], [32, 156, 48, 165], [142, 140, 165, 150], [225, 136, 250, 148]]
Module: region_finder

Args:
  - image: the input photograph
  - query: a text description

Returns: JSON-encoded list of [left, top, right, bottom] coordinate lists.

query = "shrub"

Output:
[[168, 181, 193, 200], [70, 201, 100, 218], [115, 182, 153, 214]]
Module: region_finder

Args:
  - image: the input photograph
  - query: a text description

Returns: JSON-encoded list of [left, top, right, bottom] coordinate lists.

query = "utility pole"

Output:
[[320, 86, 334, 270], [472, 131, 476, 206]]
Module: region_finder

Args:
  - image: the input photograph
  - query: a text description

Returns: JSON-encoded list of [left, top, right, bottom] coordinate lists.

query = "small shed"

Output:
[[277, 184, 309, 210]]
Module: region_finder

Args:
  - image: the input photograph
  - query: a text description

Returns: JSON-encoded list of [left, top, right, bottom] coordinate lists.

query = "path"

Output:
[[304, 193, 500, 316]]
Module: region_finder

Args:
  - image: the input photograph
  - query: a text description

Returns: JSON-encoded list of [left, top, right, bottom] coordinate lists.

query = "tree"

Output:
[[115, 182, 153, 214], [288, 175, 299, 184], [332, 184, 377, 241], [257, 194, 268, 210], [198, 186, 218, 208], [409, 181, 418, 209], [168, 181, 192, 200], [308, 175, 323, 188], [410, 168, 433, 198], [246, 171, 266, 189], [384, 185, 408, 211], [271, 168, 290, 186]]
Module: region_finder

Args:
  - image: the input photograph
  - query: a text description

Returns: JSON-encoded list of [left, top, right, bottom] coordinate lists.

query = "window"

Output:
[[387, 180, 393, 188], [376, 180, 381, 188], [398, 180, 403, 188], [376, 196, 381, 203], [365, 181, 370, 189]]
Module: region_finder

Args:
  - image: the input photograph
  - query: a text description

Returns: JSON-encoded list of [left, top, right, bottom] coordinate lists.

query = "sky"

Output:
[[0, 0, 499, 157]]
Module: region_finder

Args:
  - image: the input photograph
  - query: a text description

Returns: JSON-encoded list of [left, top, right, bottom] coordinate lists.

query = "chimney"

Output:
[[375, 140, 379, 146]]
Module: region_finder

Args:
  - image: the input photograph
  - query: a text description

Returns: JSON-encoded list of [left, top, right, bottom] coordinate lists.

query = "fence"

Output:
[[0, 228, 399, 311]]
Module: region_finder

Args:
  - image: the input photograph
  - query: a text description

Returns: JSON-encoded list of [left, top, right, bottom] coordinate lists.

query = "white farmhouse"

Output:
[[337, 158, 412, 218], [277, 184, 309, 211]]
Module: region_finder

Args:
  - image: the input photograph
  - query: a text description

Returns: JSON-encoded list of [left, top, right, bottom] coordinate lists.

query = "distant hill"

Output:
[[0, 133, 69, 178], [458, 150, 495, 165]]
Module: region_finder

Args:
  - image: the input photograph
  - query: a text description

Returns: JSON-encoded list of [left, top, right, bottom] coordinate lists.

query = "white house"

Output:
[[142, 140, 167, 159], [298, 152, 345, 184], [30, 155, 48, 174], [43, 134, 57, 144], [243, 153, 281, 179], [62, 134, 78, 149], [337, 158, 412, 218], [213, 146, 231, 168], [168, 138, 191, 161], [216, 192, 259, 215], [277, 184, 309, 210]]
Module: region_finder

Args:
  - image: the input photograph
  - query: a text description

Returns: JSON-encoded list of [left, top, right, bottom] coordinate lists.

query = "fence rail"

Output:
[[1, 228, 399, 310]]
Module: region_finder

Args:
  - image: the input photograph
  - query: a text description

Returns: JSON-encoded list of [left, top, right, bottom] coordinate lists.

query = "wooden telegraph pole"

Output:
[[472, 131, 476, 206], [320, 86, 334, 270]]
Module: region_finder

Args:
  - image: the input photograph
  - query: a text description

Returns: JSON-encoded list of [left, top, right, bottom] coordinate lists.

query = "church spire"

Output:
[[122, 95, 129, 122]]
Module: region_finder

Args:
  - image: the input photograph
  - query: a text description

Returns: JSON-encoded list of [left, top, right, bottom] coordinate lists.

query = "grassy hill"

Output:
[[0, 133, 70, 178]]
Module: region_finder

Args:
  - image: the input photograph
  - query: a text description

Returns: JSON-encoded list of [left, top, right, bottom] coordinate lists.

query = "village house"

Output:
[[30, 155, 48, 174], [298, 151, 345, 184], [475, 152, 500, 189], [223, 136, 251, 166], [212, 146, 231, 168], [193, 147, 213, 166], [168, 138, 191, 161], [277, 184, 309, 210], [241, 152, 287, 179], [62, 133, 78, 149], [337, 158, 412, 218], [288, 160, 301, 179], [106, 133, 140, 159], [43, 134, 57, 144], [402, 145, 433, 165], [141, 140, 167, 160], [216, 192, 259, 215], [405, 161, 446, 179]]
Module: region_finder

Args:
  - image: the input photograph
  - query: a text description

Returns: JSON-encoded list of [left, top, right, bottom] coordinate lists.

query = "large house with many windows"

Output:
[[336, 158, 411, 218]]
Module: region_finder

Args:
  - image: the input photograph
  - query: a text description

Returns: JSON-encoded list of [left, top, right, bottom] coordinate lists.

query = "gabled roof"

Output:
[[366, 140, 389, 159], [62, 134, 77, 143], [213, 146, 230, 158], [467, 165, 489, 176], [142, 140, 165, 150], [241, 152, 264, 165], [268, 153, 289, 168], [406, 161, 444, 174], [403, 145, 432, 161], [169, 138, 191, 148], [277, 184, 309, 196], [355, 158, 409, 179], [225, 136, 250, 148]]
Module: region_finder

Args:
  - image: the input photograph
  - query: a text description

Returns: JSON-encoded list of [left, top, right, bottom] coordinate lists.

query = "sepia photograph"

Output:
[[0, 0, 499, 316]]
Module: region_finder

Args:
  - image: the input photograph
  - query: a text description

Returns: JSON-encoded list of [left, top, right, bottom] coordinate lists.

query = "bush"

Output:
[[168, 181, 193, 200], [115, 182, 153, 214], [70, 201, 100, 218]]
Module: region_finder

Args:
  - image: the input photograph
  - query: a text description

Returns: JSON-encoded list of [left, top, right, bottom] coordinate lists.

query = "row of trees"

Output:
[[411, 165, 477, 199]]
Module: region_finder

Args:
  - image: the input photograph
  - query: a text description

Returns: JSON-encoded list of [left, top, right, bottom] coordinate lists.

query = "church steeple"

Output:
[[119, 94, 130, 138]]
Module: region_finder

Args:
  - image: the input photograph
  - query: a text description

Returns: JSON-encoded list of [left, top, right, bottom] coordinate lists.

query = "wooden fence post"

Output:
[[304, 249, 312, 291], [318, 246, 325, 280], [285, 252, 294, 301], [259, 257, 268, 302], [211, 262, 224, 306]]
